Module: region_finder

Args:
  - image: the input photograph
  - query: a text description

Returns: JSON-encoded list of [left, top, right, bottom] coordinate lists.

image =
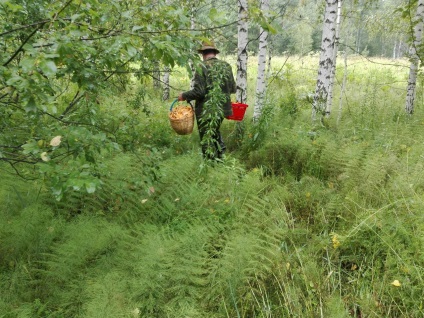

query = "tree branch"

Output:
[[2, 0, 75, 66], [3, 160, 38, 180], [0, 20, 50, 37], [2, 25, 45, 67], [128, 20, 238, 35], [59, 90, 84, 119]]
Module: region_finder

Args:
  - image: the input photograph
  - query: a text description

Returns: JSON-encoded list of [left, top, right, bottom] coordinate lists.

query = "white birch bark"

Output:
[[189, 10, 196, 89], [337, 49, 348, 125], [312, 0, 338, 122], [162, 67, 170, 100], [266, 39, 272, 80], [393, 39, 398, 59], [153, 61, 161, 90], [236, 0, 248, 104], [326, 0, 342, 117], [405, 0, 424, 114], [253, 0, 269, 121], [162, 0, 171, 100]]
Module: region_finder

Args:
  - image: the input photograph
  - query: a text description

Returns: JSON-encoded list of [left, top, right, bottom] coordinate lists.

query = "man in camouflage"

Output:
[[178, 41, 236, 160]]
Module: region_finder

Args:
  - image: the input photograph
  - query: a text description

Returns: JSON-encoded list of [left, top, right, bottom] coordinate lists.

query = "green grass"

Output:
[[0, 55, 423, 317]]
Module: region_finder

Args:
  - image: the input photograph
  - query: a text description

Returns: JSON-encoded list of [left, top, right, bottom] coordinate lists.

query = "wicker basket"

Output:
[[169, 99, 194, 135]]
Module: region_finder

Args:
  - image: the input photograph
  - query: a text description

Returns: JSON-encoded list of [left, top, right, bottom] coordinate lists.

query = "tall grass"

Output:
[[0, 55, 423, 317]]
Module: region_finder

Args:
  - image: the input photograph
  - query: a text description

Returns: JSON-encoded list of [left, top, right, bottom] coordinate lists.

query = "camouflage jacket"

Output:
[[182, 57, 236, 118]]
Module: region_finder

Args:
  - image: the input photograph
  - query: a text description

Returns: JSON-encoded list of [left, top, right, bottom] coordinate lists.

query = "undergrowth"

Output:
[[1, 56, 423, 317]]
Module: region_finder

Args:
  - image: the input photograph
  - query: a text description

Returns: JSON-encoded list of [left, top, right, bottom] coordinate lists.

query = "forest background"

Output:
[[1, 0, 423, 317]]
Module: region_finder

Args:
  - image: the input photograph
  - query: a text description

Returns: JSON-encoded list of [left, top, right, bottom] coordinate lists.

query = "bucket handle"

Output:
[[170, 98, 193, 111]]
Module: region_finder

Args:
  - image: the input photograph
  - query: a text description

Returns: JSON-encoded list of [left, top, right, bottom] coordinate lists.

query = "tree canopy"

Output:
[[1, 0, 203, 198]]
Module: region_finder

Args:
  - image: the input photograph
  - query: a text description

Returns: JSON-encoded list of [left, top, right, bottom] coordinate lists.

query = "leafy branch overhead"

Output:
[[0, 0, 211, 199]]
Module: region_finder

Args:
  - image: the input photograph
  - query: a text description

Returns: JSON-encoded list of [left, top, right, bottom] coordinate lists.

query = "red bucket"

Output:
[[226, 102, 248, 121]]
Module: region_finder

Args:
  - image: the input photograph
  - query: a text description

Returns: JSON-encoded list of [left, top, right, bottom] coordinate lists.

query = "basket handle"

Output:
[[170, 98, 178, 111], [170, 99, 194, 111]]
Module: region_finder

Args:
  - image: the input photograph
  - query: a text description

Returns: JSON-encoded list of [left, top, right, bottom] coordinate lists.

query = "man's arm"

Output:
[[178, 65, 207, 101]]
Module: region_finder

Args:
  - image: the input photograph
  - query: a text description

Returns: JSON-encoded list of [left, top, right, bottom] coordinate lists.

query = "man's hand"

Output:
[[178, 93, 185, 101]]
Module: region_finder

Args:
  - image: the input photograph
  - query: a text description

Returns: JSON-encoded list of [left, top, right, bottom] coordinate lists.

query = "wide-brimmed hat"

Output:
[[197, 41, 220, 54]]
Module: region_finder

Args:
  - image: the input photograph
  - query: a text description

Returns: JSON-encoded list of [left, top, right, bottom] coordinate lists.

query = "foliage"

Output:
[[0, 0, 203, 199], [1, 55, 424, 317], [199, 60, 229, 160]]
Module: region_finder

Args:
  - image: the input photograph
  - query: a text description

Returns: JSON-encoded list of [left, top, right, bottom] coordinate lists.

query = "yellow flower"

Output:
[[331, 234, 340, 249], [391, 280, 401, 287]]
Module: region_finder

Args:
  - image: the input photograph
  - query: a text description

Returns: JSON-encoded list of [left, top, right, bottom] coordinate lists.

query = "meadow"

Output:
[[1, 54, 423, 317]]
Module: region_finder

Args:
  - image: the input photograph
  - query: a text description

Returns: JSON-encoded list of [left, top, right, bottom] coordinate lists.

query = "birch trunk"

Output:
[[405, 0, 424, 114], [337, 49, 348, 125], [153, 61, 161, 90], [237, 0, 248, 104], [393, 39, 398, 59], [266, 38, 272, 80], [326, 0, 342, 117], [162, 67, 170, 100], [253, 0, 269, 121], [312, 0, 338, 122], [162, 0, 171, 100], [189, 10, 196, 89]]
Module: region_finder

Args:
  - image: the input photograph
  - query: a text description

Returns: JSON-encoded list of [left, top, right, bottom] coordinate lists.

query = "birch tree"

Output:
[[337, 49, 348, 125], [162, 67, 171, 100], [237, 0, 248, 104], [405, 0, 424, 114], [253, 0, 269, 121], [162, 0, 171, 100], [326, 0, 342, 117], [312, 0, 338, 122], [189, 10, 196, 90], [153, 62, 161, 90]]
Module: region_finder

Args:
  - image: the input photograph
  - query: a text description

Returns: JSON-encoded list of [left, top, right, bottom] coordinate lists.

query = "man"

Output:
[[178, 41, 236, 160]]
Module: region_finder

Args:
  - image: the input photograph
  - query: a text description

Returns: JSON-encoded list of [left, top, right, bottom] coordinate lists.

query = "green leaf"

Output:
[[3, 1, 23, 12], [126, 44, 137, 57], [208, 7, 218, 19], [22, 140, 39, 155], [71, 14, 82, 22], [52, 187, 63, 201], [132, 25, 143, 32], [71, 179, 84, 191], [85, 182, 96, 194], [121, 10, 132, 19], [20, 57, 36, 72], [40, 60, 57, 77], [5, 69, 23, 84], [25, 97, 37, 113]]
